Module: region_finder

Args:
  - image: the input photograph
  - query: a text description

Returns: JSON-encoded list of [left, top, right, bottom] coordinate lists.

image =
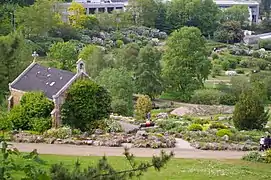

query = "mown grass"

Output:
[[14, 155, 271, 180]]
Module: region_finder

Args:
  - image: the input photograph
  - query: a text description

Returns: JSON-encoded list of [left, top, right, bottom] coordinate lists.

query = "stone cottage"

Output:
[[8, 59, 89, 127]]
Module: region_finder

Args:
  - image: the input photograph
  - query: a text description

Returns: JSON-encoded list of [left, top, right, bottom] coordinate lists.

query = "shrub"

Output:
[[8, 105, 30, 130], [188, 124, 203, 131], [259, 39, 271, 50], [219, 93, 237, 105], [209, 122, 228, 130], [211, 53, 219, 60], [256, 59, 269, 70], [221, 60, 230, 70], [20, 92, 54, 119], [29, 117, 51, 133], [193, 118, 210, 125], [44, 126, 72, 139], [265, 149, 271, 163], [111, 99, 131, 117], [135, 95, 152, 120], [116, 39, 124, 48], [190, 89, 222, 105], [242, 151, 265, 163], [216, 129, 232, 137], [61, 80, 111, 131], [235, 69, 244, 74], [211, 65, 221, 77], [233, 88, 269, 130], [103, 119, 123, 133]]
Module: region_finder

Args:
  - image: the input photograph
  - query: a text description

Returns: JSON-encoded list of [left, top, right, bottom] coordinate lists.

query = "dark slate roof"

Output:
[[11, 63, 75, 99]]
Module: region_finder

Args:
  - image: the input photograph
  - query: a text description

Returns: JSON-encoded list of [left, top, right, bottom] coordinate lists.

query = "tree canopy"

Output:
[[162, 26, 211, 100], [135, 45, 163, 99], [61, 79, 111, 131]]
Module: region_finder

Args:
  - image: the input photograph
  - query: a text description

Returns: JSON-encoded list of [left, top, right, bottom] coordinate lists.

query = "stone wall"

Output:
[[10, 89, 25, 106]]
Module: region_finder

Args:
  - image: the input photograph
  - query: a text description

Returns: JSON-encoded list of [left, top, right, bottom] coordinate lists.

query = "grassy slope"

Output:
[[27, 155, 271, 180]]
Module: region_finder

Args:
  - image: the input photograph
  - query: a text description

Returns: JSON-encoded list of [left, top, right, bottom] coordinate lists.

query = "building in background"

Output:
[[61, 0, 127, 15], [214, 0, 260, 23], [61, 0, 259, 23]]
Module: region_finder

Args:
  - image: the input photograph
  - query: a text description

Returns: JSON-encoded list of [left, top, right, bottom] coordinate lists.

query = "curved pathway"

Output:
[[10, 142, 246, 159]]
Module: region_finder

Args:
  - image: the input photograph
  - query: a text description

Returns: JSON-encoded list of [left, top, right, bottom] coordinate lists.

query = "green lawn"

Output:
[[21, 155, 271, 180]]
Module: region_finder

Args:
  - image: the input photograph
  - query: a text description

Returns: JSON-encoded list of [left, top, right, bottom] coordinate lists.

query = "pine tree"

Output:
[[233, 88, 269, 130]]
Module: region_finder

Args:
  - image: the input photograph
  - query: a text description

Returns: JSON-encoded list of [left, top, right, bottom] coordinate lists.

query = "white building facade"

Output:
[[214, 0, 260, 23]]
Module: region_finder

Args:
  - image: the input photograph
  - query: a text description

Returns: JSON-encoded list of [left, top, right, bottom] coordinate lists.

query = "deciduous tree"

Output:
[[97, 68, 134, 116], [16, 0, 61, 37], [221, 5, 249, 27], [162, 26, 211, 100], [135, 45, 163, 99], [48, 41, 78, 70]]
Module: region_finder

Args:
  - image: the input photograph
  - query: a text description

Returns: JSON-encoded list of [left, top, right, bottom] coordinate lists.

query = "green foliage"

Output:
[[0, 141, 47, 179], [230, 76, 250, 99], [162, 27, 211, 100], [214, 21, 244, 44], [7, 105, 29, 130], [166, 0, 220, 36], [81, 46, 111, 78], [61, 80, 111, 131], [116, 39, 124, 48], [135, 95, 152, 120], [259, 39, 271, 50], [219, 93, 237, 105], [8, 92, 53, 130], [190, 89, 222, 105], [43, 126, 72, 139], [97, 68, 134, 116], [242, 151, 265, 163], [115, 43, 140, 71], [48, 41, 78, 71], [135, 45, 163, 99], [20, 92, 54, 118], [209, 122, 228, 130], [235, 69, 244, 74], [265, 149, 271, 163], [0, 33, 32, 93], [216, 129, 232, 137], [100, 119, 123, 133], [16, 0, 61, 36], [221, 5, 249, 27], [49, 149, 173, 180], [188, 124, 203, 131], [0, 112, 12, 131], [211, 53, 219, 60], [193, 118, 210, 125], [233, 88, 269, 130], [0, 140, 173, 179], [211, 64, 221, 77], [30, 117, 51, 133]]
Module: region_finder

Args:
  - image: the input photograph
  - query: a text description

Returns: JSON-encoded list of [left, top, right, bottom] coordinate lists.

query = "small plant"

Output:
[[265, 149, 271, 163], [135, 95, 152, 120], [30, 117, 51, 133], [209, 122, 228, 130], [242, 151, 265, 163], [43, 126, 72, 139], [188, 124, 203, 131], [193, 118, 210, 125], [216, 129, 232, 137]]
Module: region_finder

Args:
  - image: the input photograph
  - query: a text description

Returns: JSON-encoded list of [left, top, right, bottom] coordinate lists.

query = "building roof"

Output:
[[10, 63, 75, 99]]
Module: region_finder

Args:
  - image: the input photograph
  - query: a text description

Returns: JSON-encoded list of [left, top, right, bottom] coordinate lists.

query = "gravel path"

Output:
[[10, 143, 246, 159]]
